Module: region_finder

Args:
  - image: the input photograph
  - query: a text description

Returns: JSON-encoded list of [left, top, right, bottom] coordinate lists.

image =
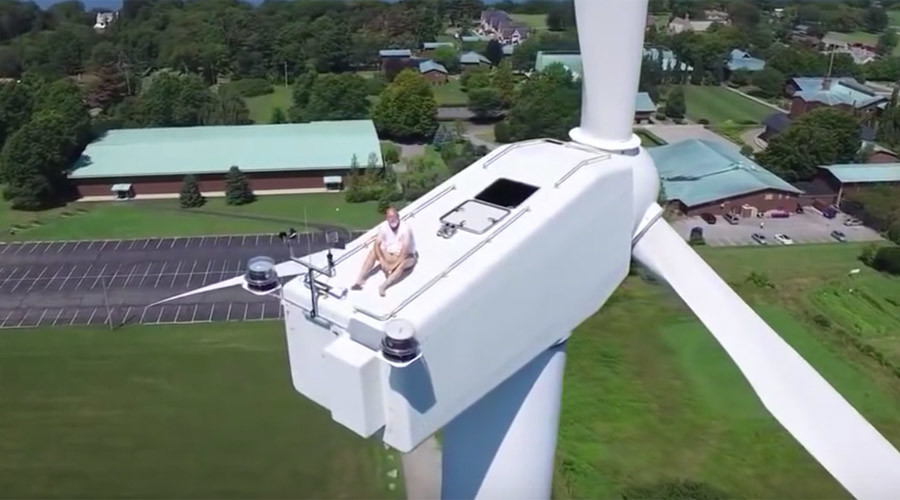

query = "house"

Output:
[[93, 11, 117, 31], [785, 77, 886, 123], [460, 51, 492, 68], [479, 9, 531, 44], [502, 44, 516, 57], [643, 47, 693, 71], [649, 138, 802, 216], [535, 49, 690, 80], [667, 15, 714, 34], [379, 49, 413, 77], [704, 9, 730, 23], [419, 60, 449, 84], [726, 49, 766, 72], [816, 163, 900, 204], [69, 121, 383, 199], [422, 42, 455, 52]]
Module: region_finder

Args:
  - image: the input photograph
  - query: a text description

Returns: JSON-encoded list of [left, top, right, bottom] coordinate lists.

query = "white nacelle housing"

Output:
[[281, 139, 638, 452]]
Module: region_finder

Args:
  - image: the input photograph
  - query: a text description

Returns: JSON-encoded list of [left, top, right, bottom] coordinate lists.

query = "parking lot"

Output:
[[671, 210, 884, 247]]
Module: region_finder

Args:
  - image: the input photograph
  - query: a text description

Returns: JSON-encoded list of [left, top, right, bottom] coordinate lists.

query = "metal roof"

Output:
[[791, 77, 885, 109], [71, 121, 383, 179], [818, 163, 900, 184], [534, 51, 582, 76], [635, 92, 656, 113], [649, 139, 801, 207], [727, 49, 766, 71], [379, 49, 412, 57], [419, 60, 448, 74], [422, 42, 454, 50], [460, 51, 491, 65]]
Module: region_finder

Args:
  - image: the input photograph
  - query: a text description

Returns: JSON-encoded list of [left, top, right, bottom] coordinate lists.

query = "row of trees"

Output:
[[179, 166, 255, 208]]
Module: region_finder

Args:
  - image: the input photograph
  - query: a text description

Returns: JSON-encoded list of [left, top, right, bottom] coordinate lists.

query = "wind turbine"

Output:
[[149, 1, 900, 498]]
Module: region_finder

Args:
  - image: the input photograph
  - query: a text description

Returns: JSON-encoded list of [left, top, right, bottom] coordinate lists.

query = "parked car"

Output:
[[843, 217, 863, 227], [822, 207, 837, 219], [770, 210, 790, 219], [774, 233, 794, 245], [831, 230, 847, 242], [700, 213, 716, 224], [723, 213, 739, 225], [751, 233, 768, 245]]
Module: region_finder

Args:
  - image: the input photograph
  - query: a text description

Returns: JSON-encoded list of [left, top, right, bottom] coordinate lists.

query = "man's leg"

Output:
[[353, 247, 379, 289], [378, 255, 417, 297]]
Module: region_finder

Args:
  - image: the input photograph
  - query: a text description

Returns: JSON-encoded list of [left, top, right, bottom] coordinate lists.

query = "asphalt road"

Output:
[[0, 233, 349, 329]]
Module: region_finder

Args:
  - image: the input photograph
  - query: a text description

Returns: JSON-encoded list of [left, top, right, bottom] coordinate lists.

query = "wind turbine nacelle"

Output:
[[280, 139, 649, 452]]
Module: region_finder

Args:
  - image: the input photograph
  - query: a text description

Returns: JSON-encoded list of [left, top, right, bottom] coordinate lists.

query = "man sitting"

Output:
[[352, 207, 417, 297]]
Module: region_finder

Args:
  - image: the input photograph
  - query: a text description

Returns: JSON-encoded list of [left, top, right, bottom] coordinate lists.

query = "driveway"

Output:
[[671, 211, 883, 247], [641, 124, 739, 150]]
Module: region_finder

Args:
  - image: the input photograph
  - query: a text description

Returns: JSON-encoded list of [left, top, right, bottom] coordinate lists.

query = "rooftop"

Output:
[[791, 77, 886, 109], [419, 60, 448, 74], [460, 51, 492, 65], [635, 92, 657, 113], [727, 49, 766, 72], [71, 121, 383, 179], [379, 49, 412, 58], [422, 42, 454, 50], [649, 139, 801, 207], [644, 47, 693, 71], [819, 163, 900, 184]]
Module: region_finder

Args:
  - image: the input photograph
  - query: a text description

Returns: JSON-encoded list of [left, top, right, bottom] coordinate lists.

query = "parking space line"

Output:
[[199, 236, 205, 248], [190, 305, 198, 322], [36, 309, 47, 326], [139, 307, 149, 323], [169, 261, 183, 287], [153, 263, 167, 288], [243, 303, 249, 321], [127, 239, 136, 250], [0, 243, 11, 254], [10, 268, 32, 293], [175, 305, 181, 321], [87, 308, 97, 325], [208, 304, 215, 322], [0, 310, 13, 327], [212, 236, 219, 247], [122, 263, 139, 287], [104, 263, 124, 289], [185, 260, 198, 288], [226, 236, 232, 247], [42, 243, 52, 254], [28, 243, 39, 254], [13, 243, 25, 254], [52, 309, 63, 326], [200, 261, 212, 286], [69, 310, 79, 326], [89, 264, 108, 290], [113, 240, 122, 251], [260, 303, 266, 319], [25, 266, 48, 293], [122, 306, 132, 324], [227, 303, 233, 320], [155, 307, 164, 324], [217, 259, 229, 281], [142, 239, 150, 249], [170, 238, 177, 249], [73, 264, 93, 289], [16, 310, 30, 327], [138, 262, 154, 287], [0, 267, 18, 289], [255, 235, 260, 245], [99, 241, 108, 252], [73, 241, 82, 252], [241, 235, 247, 246], [56, 242, 68, 253], [156, 239, 164, 250]]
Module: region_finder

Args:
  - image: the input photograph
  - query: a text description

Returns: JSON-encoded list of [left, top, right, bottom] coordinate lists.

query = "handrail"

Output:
[[353, 207, 532, 321], [554, 155, 611, 188], [482, 139, 560, 169]]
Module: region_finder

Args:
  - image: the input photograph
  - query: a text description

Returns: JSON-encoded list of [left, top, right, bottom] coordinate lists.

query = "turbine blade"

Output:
[[632, 218, 900, 499], [146, 276, 244, 308]]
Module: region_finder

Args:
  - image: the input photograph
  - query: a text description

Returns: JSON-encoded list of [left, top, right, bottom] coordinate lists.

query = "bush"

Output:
[[746, 271, 775, 289], [179, 175, 205, 208], [740, 145, 754, 156], [365, 75, 387, 96], [872, 246, 900, 275], [380, 141, 400, 166], [812, 314, 832, 329], [655, 112, 666, 121], [225, 78, 273, 98], [860, 243, 880, 266], [225, 166, 255, 205], [697, 118, 710, 125], [729, 69, 752, 87], [494, 120, 512, 143], [888, 222, 900, 244]]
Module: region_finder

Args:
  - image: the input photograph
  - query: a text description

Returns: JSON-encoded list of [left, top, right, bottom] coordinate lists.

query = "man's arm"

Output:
[[391, 231, 410, 271]]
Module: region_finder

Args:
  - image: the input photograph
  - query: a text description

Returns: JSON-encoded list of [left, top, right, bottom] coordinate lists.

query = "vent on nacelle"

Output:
[[475, 178, 539, 209]]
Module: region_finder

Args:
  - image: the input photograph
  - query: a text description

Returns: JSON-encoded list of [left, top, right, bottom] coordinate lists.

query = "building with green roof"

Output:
[[70, 120, 383, 198], [817, 162, 900, 204], [649, 139, 802, 215]]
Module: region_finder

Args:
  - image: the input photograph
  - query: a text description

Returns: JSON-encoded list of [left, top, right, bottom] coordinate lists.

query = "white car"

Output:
[[774, 233, 794, 245]]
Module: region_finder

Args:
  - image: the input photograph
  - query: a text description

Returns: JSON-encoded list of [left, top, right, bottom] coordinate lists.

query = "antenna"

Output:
[[568, 0, 648, 152]]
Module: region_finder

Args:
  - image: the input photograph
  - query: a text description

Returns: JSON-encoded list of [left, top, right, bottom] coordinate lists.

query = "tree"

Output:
[[401, 154, 449, 201], [757, 108, 861, 181], [0, 46, 22, 78], [0, 81, 34, 151], [271, 107, 287, 124], [864, 6, 889, 33], [208, 85, 251, 125], [179, 174, 205, 208], [546, 2, 575, 31], [751, 67, 786, 97], [225, 166, 254, 205], [138, 72, 213, 127], [308, 14, 351, 73], [492, 60, 515, 106], [304, 73, 369, 121], [879, 29, 899, 56], [381, 141, 400, 166], [484, 40, 504, 66], [432, 125, 452, 152], [727, 1, 760, 29], [506, 63, 580, 141], [729, 69, 752, 87], [290, 67, 318, 121], [0, 112, 69, 209], [468, 87, 505, 119], [461, 66, 492, 91], [432, 46, 460, 73], [664, 87, 686, 119], [373, 69, 438, 141]]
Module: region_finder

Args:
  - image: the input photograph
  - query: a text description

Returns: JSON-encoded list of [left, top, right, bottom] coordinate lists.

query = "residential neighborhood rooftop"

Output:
[[419, 60, 448, 74], [379, 49, 412, 58], [791, 77, 886, 109], [727, 49, 766, 72], [460, 51, 492, 65], [71, 121, 383, 179], [648, 139, 802, 208], [423, 42, 455, 50], [818, 163, 900, 184]]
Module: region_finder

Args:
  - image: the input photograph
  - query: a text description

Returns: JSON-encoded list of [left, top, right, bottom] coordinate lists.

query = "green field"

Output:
[[683, 85, 774, 125], [0, 194, 382, 241], [891, 10, 900, 28], [245, 85, 293, 124], [0, 322, 402, 498], [556, 242, 900, 498], [510, 13, 548, 30], [432, 78, 467, 107]]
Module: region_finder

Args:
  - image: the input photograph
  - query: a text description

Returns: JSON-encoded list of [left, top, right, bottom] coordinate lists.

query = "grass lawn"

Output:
[[826, 31, 900, 56], [0, 322, 402, 498], [0, 193, 382, 241], [432, 78, 467, 107], [635, 129, 666, 147], [556, 242, 900, 498], [683, 85, 774, 125], [245, 85, 292, 124], [653, 14, 670, 29], [891, 10, 900, 28], [510, 13, 548, 30]]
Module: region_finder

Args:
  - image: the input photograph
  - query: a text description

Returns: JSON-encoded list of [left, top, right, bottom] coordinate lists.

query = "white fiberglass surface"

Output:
[[633, 217, 900, 499], [285, 140, 611, 325]]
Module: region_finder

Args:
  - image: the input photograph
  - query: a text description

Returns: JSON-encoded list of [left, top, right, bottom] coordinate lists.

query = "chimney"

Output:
[[569, 0, 649, 151], [822, 78, 832, 90]]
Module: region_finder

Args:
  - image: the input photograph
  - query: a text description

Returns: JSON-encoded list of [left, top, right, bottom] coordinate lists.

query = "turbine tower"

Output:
[[150, 1, 900, 498]]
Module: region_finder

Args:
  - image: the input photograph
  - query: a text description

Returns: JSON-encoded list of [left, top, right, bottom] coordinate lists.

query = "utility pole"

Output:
[[284, 61, 288, 87]]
